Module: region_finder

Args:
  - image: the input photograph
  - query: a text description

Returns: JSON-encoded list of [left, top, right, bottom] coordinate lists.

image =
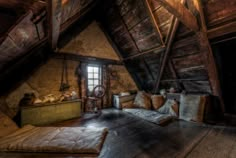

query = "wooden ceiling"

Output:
[[0, 0, 97, 71], [0, 0, 235, 101]]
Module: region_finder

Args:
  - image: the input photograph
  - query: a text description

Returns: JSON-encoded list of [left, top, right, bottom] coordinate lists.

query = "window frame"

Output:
[[86, 64, 102, 94]]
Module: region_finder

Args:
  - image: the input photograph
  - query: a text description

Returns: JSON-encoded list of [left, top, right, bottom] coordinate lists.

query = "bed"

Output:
[[0, 111, 107, 156]]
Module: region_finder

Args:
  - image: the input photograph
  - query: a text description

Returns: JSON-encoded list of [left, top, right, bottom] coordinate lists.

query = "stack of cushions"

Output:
[[121, 91, 178, 117], [121, 91, 208, 123]]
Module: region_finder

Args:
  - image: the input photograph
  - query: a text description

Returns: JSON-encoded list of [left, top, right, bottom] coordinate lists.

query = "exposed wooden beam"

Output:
[[168, 59, 184, 90], [145, 0, 165, 45], [195, 0, 225, 112], [154, 18, 179, 93], [54, 53, 123, 65], [47, 0, 62, 50], [60, 1, 98, 32], [207, 21, 236, 39], [154, 0, 199, 32], [123, 45, 165, 60]]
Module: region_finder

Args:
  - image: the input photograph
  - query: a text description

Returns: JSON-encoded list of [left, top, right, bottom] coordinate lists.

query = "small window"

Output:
[[87, 65, 101, 94]]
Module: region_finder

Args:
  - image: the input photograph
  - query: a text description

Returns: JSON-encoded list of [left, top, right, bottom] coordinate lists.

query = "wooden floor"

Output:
[[1, 108, 236, 158]]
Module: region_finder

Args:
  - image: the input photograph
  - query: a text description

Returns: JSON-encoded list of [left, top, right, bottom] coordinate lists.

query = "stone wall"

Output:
[[109, 65, 138, 95], [5, 58, 80, 116], [1, 20, 137, 116], [59, 21, 120, 60]]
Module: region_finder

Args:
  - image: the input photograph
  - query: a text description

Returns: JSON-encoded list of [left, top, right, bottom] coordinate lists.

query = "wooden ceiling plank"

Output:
[[55, 52, 123, 65], [154, 0, 199, 32], [123, 45, 165, 60], [114, 5, 141, 53], [145, 0, 165, 45], [47, 0, 62, 50], [207, 21, 236, 39]]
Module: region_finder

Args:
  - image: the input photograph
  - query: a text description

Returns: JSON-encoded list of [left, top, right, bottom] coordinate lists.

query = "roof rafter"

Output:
[[154, 0, 199, 32], [47, 0, 62, 50]]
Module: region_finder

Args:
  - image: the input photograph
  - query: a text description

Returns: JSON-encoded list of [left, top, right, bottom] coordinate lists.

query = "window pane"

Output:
[[94, 73, 98, 78], [88, 73, 93, 78], [94, 80, 99, 85], [87, 67, 93, 72], [93, 67, 98, 73], [88, 80, 93, 85], [88, 86, 94, 91]]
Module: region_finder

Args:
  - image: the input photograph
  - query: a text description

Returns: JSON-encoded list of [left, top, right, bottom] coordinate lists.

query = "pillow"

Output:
[[133, 91, 151, 109], [179, 95, 206, 122], [0, 111, 19, 138], [121, 101, 135, 109], [157, 99, 178, 117], [151, 95, 165, 110]]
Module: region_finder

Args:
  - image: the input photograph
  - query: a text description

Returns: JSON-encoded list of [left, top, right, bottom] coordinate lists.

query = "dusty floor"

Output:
[[1, 108, 236, 158]]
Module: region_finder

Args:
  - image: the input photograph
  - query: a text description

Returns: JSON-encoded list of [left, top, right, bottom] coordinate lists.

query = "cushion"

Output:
[[179, 94, 207, 122], [121, 101, 135, 109], [157, 99, 178, 117], [151, 95, 165, 110], [123, 108, 173, 125], [133, 91, 151, 109], [0, 111, 19, 138]]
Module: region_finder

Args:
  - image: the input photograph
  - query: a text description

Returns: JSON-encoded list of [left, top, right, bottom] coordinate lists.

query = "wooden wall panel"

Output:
[[122, 1, 148, 29], [172, 53, 205, 70], [182, 81, 211, 93], [203, 0, 236, 28]]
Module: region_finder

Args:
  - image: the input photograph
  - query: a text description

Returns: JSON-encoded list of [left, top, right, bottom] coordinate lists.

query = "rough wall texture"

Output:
[[5, 58, 79, 115], [59, 21, 120, 60], [109, 65, 138, 95]]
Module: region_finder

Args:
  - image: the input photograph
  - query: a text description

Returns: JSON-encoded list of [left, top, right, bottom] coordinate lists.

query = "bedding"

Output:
[[123, 108, 173, 125], [0, 125, 108, 154]]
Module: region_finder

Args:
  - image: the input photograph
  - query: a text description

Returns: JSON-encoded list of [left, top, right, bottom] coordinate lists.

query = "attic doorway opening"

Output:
[[212, 38, 236, 114], [87, 65, 102, 96]]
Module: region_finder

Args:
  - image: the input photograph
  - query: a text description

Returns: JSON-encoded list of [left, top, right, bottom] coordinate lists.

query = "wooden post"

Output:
[[154, 18, 179, 93], [195, 0, 225, 112], [47, 0, 62, 50]]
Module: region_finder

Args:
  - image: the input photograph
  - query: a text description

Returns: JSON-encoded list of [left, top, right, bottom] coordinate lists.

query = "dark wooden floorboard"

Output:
[[1, 108, 235, 158]]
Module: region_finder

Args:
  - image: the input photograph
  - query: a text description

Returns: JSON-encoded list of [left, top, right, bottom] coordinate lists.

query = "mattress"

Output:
[[123, 108, 173, 125], [0, 125, 108, 154]]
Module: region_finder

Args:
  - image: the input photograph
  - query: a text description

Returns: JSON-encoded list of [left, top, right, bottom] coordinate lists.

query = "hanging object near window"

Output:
[[59, 55, 70, 91]]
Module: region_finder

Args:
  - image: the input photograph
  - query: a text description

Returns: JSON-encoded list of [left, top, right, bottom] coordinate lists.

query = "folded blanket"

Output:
[[0, 125, 108, 154], [123, 108, 173, 125]]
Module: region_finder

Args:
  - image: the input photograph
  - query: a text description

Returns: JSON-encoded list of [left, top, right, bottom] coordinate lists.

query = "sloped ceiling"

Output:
[[0, 0, 235, 97], [0, 0, 97, 71], [96, 0, 236, 95]]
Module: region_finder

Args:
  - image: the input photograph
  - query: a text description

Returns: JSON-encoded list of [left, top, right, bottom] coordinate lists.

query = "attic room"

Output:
[[0, 0, 236, 157]]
